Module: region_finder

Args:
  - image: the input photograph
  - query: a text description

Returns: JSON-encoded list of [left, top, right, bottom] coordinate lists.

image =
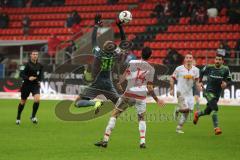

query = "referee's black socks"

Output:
[[31, 102, 39, 118], [17, 103, 25, 120]]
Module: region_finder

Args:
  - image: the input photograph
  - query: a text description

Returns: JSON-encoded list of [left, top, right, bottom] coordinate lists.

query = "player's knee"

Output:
[[138, 113, 145, 121], [34, 99, 40, 103], [20, 99, 26, 105], [34, 95, 40, 103], [204, 104, 212, 115], [34, 98, 40, 103], [211, 110, 218, 116], [111, 109, 121, 118]]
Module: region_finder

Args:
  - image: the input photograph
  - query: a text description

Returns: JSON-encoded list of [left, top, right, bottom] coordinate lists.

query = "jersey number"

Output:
[[135, 68, 147, 87]]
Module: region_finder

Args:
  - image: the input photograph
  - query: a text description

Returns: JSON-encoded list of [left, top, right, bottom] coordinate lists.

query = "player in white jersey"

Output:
[[95, 47, 164, 149], [170, 54, 200, 134]]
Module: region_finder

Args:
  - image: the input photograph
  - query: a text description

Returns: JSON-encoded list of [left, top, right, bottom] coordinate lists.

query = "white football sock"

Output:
[[177, 113, 188, 130], [103, 117, 116, 142], [139, 121, 146, 144]]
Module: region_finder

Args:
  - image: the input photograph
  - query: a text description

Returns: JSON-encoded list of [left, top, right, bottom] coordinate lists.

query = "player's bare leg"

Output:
[[138, 112, 146, 148], [16, 99, 27, 125], [31, 94, 40, 124]]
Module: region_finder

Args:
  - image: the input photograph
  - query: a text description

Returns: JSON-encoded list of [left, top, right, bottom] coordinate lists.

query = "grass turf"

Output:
[[0, 99, 240, 160]]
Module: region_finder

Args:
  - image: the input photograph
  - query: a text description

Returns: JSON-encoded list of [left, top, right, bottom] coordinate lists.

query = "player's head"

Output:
[[215, 54, 224, 67], [30, 50, 39, 62], [141, 47, 152, 60], [102, 41, 117, 54], [184, 54, 193, 66]]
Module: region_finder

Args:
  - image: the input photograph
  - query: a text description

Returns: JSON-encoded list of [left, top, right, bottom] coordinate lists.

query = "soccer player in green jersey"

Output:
[[74, 14, 133, 113], [193, 55, 232, 135]]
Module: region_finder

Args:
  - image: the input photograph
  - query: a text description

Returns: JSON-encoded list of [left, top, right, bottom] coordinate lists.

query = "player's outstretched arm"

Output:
[[222, 66, 232, 89], [147, 82, 164, 107], [199, 65, 209, 83], [116, 19, 126, 41], [92, 14, 102, 48], [169, 77, 175, 96], [170, 67, 179, 96], [117, 68, 129, 93]]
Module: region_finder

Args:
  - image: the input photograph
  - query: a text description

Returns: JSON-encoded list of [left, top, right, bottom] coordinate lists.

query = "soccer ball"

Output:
[[119, 10, 132, 23]]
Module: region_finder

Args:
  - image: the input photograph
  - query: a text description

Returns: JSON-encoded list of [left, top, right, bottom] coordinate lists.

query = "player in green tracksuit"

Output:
[[193, 55, 232, 135]]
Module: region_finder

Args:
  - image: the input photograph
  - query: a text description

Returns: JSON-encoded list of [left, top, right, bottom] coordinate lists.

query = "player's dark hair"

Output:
[[216, 54, 224, 59], [141, 47, 152, 60], [31, 50, 39, 54]]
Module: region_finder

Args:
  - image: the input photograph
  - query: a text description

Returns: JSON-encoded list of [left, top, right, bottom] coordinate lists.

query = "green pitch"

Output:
[[0, 99, 240, 160]]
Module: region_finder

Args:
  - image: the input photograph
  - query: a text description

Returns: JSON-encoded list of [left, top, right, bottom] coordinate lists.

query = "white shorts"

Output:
[[134, 99, 146, 115], [177, 94, 194, 111], [115, 97, 146, 115]]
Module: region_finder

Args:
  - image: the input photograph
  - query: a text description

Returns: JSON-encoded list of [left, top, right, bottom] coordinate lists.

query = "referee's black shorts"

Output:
[[20, 83, 40, 100]]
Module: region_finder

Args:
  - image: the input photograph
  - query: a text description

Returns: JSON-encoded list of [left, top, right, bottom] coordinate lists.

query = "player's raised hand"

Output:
[[116, 18, 123, 26], [221, 81, 227, 89], [157, 99, 165, 107], [94, 13, 103, 26], [29, 76, 37, 81]]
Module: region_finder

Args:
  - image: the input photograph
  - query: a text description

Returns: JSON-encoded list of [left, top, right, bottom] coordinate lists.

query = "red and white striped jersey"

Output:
[[124, 60, 155, 100]]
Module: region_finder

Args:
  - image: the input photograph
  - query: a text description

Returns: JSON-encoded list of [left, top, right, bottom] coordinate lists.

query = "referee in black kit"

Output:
[[16, 50, 43, 125]]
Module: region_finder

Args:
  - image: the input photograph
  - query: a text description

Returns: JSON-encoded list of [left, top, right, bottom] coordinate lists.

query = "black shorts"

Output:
[[203, 91, 220, 102], [203, 91, 220, 113], [21, 83, 40, 100], [80, 77, 119, 104]]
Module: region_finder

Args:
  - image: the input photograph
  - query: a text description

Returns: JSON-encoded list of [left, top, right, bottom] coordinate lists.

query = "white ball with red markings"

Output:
[[119, 10, 132, 23]]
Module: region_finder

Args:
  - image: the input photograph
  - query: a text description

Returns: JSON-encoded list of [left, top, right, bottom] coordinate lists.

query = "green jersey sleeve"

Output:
[[200, 65, 210, 82], [223, 66, 232, 84]]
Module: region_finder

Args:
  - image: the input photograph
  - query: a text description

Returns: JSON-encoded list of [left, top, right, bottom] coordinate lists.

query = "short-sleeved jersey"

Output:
[[200, 64, 231, 97], [124, 60, 155, 100], [172, 65, 200, 97]]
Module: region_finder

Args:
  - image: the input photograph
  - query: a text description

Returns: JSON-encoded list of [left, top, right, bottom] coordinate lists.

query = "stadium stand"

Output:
[[0, 0, 239, 65]]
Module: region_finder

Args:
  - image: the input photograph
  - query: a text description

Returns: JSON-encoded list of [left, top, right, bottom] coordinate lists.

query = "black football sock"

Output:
[[17, 103, 25, 120], [31, 102, 39, 118]]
